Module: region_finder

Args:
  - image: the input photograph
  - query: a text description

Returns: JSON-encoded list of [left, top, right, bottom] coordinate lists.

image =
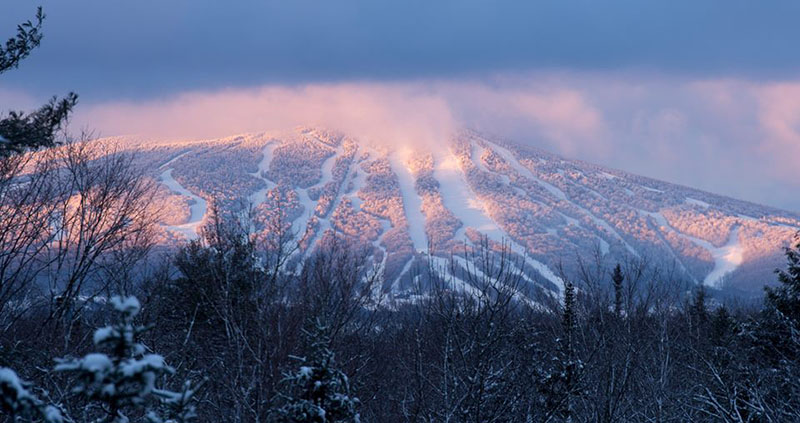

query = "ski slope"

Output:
[[159, 168, 207, 240]]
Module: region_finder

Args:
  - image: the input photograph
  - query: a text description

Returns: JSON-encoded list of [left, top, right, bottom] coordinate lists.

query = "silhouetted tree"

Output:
[[0, 7, 78, 156], [612, 264, 624, 317], [766, 234, 800, 323], [271, 321, 360, 423], [690, 284, 709, 338]]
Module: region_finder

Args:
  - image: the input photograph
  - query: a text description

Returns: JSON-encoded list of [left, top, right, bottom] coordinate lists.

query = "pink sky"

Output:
[[54, 74, 800, 212]]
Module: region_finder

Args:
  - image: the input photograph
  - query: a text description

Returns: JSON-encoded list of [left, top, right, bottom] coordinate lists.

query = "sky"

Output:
[[1, 1, 800, 211]]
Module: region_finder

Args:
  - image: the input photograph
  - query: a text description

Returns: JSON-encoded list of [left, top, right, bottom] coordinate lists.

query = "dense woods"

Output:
[[2, 196, 800, 421]]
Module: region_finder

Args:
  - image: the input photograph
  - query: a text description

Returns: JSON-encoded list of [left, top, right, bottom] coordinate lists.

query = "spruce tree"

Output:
[[1, 296, 198, 422], [540, 281, 580, 422], [765, 235, 800, 324], [55, 296, 199, 423], [271, 321, 360, 423], [0, 368, 63, 422], [612, 264, 624, 317], [562, 281, 576, 423], [691, 284, 709, 335], [757, 235, 800, 364], [0, 7, 78, 157]]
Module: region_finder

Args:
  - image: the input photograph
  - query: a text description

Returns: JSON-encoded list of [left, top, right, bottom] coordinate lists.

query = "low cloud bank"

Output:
[[61, 74, 800, 212]]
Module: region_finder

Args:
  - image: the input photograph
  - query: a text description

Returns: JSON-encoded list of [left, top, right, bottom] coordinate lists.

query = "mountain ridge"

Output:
[[104, 127, 799, 297]]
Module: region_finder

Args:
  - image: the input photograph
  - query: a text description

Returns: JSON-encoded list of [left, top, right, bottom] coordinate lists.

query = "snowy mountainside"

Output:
[[114, 128, 800, 297]]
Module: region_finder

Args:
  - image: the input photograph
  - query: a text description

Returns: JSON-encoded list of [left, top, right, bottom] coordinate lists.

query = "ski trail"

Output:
[[427, 255, 483, 297], [300, 144, 357, 260], [433, 147, 564, 293], [487, 141, 638, 257], [638, 210, 699, 284], [159, 168, 207, 240], [290, 146, 340, 246], [686, 226, 744, 288], [373, 219, 391, 275], [643, 210, 743, 287], [433, 149, 504, 241], [449, 255, 540, 307], [159, 150, 190, 169], [248, 142, 277, 206], [389, 150, 429, 253]]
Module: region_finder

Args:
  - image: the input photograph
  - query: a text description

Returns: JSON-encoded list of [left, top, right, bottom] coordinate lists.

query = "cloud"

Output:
[[756, 83, 800, 179], [73, 80, 608, 155], [76, 83, 456, 152], [61, 74, 800, 212]]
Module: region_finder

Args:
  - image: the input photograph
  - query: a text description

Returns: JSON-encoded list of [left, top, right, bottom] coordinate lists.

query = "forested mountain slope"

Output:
[[112, 128, 800, 297]]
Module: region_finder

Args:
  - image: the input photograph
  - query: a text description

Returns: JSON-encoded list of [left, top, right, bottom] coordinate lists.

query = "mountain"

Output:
[[111, 127, 800, 298]]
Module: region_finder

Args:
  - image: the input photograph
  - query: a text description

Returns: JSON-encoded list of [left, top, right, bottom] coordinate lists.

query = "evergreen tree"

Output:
[[271, 321, 360, 423], [0, 296, 198, 422], [0, 7, 78, 157], [55, 296, 198, 423], [561, 281, 577, 423], [710, 306, 734, 347], [612, 264, 624, 317], [690, 285, 709, 338], [765, 235, 800, 324], [540, 281, 580, 422], [0, 368, 63, 422], [756, 234, 800, 364]]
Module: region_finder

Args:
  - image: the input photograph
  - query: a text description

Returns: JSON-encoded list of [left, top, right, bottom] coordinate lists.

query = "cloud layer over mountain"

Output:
[[61, 76, 800, 212]]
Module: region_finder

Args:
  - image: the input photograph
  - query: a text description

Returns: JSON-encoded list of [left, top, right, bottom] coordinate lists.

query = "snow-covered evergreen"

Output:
[[271, 322, 360, 423], [54, 296, 197, 423], [0, 367, 63, 422]]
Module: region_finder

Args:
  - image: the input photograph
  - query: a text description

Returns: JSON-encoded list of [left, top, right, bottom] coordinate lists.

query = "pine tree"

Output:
[[0, 296, 198, 422], [561, 281, 577, 423], [757, 235, 800, 364], [271, 321, 360, 423], [540, 281, 580, 422], [612, 264, 624, 317], [765, 235, 800, 324], [0, 6, 78, 157], [690, 285, 709, 337], [55, 296, 198, 423], [0, 367, 63, 422], [710, 306, 734, 346]]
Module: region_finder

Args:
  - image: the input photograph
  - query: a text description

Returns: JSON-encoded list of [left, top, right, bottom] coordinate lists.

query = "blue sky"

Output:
[[2, 1, 800, 210], [3, 0, 800, 98]]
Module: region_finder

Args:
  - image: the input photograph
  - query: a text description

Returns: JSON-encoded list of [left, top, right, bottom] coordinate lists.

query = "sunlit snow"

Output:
[[159, 168, 207, 240]]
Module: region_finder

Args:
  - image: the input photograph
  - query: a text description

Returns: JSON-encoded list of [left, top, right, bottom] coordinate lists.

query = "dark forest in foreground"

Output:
[[2, 191, 800, 422]]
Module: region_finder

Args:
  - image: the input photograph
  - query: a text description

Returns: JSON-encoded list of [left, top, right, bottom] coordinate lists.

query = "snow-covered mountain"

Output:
[[115, 128, 800, 297]]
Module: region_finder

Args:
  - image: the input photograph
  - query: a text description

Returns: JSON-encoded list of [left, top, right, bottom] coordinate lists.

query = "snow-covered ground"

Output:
[[389, 150, 428, 252], [248, 142, 277, 206], [643, 209, 744, 288], [686, 227, 744, 288], [433, 147, 565, 292], [159, 168, 207, 240], [434, 149, 505, 242]]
